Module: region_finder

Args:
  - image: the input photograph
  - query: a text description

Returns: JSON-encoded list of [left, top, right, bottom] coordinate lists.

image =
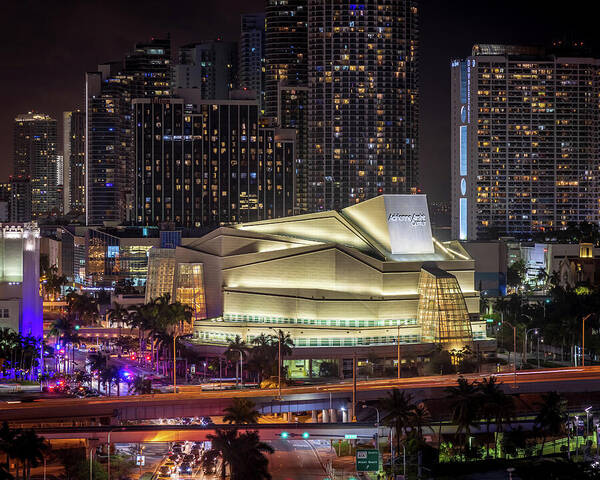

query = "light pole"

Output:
[[173, 335, 177, 393], [521, 314, 533, 363], [503, 320, 518, 388], [271, 328, 282, 400], [396, 323, 401, 379], [523, 328, 538, 366], [107, 430, 113, 480], [239, 351, 244, 388], [219, 356, 222, 391], [362, 404, 380, 459], [585, 406, 592, 438], [582, 314, 592, 367]]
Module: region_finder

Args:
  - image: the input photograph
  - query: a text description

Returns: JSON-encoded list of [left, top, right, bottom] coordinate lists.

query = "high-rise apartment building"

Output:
[[307, 0, 419, 211], [63, 110, 86, 215], [279, 85, 309, 213], [133, 98, 295, 227], [9, 176, 31, 223], [85, 38, 171, 226], [451, 44, 600, 240], [172, 40, 237, 100], [85, 66, 132, 225], [125, 37, 172, 98], [239, 14, 266, 109], [265, 0, 308, 118], [13, 113, 60, 218]]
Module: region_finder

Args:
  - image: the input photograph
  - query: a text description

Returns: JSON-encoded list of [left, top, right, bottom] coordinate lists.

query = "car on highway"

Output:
[[178, 463, 192, 475], [157, 474, 171, 480], [158, 466, 172, 476], [200, 416, 214, 426], [182, 454, 195, 465], [163, 459, 176, 470], [167, 454, 180, 463]]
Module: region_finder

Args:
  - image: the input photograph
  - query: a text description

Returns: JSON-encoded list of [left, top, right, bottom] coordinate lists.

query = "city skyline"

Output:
[[2, 0, 598, 202]]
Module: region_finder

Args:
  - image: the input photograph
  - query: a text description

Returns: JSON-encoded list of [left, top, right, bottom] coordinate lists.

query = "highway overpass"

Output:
[[4, 367, 600, 425]]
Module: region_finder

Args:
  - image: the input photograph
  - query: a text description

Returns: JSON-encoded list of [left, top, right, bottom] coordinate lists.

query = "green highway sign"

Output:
[[345, 434, 358, 439], [356, 449, 379, 472]]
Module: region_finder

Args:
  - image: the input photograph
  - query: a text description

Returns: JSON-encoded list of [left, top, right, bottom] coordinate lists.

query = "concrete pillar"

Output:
[[311, 410, 318, 422], [322, 409, 330, 423], [308, 359, 313, 378], [338, 358, 344, 379], [329, 408, 337, 423]]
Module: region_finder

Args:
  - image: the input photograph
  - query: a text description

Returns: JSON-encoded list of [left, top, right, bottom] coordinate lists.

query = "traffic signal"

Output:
[[302, 432, 310, 439], [75, 325, 80, 330], [146, 355, 151, 362], [280, 431, 289, 439]]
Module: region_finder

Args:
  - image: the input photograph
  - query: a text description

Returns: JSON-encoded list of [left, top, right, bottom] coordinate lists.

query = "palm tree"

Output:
[[478, 376, 514, 458], [167, 300, 193, 332], [202, 429, 273, 480], [231, 431, 273, 480], [12, 429, 48, 480], [48, 317, 79, 373], [0, 422, 17, 474], [41, 264, 67, 301], [87, 352, 107, 392], [502, 426, 528, 459], [446, 377, 481, 459], [130, 376, 152, 395], [535, 391, 567, 456], [410, 402, 431, 440], [99, 364, 121, 396], [66, 292, 98, 326], [107, 302, 130, 328], [379, 389, 416, 460], [202, 429, 238, 479], [225, 336, 247, 385], [0, 328, 20, 376], [223, 398, 260, 424]]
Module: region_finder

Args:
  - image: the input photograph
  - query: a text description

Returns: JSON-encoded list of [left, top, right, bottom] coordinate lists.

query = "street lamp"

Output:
[[271, 328, 283, 400], [523, 328, 538, 366], [362, 404, 380, 448], [585, 406, 592, 438], [582, 314, 593, 367], [502, 320, 518, 388], [173, 334, 178, 393], [396, 322, 401, 379]]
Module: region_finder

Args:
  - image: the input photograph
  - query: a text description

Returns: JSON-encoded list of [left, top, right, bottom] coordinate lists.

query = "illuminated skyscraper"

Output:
[[133, 98, 295, 227], [85, 37, 171, 225], [63, 110, 85, 215], [13, 113, 60, 218], [239, 14, 266, 109], [172, 40, 237, 99], [307, 0, 419, 211], [451, 44, 600, 240], [125, 37, 172, 98], [265, 0, 308, 118]]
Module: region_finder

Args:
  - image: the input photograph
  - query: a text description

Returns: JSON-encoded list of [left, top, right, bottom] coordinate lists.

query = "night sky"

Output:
[[1, 0, 598, 201]]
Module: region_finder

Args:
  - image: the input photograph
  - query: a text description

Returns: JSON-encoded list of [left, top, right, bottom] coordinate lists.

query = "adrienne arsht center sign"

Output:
[[384, 195, 434, 255]]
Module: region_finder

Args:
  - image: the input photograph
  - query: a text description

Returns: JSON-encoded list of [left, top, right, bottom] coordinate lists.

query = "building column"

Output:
[[311, 410, 318, 423], [338, 358, 344, 379], [308, 358, 313, 378], [321, 409, 329, 423]]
